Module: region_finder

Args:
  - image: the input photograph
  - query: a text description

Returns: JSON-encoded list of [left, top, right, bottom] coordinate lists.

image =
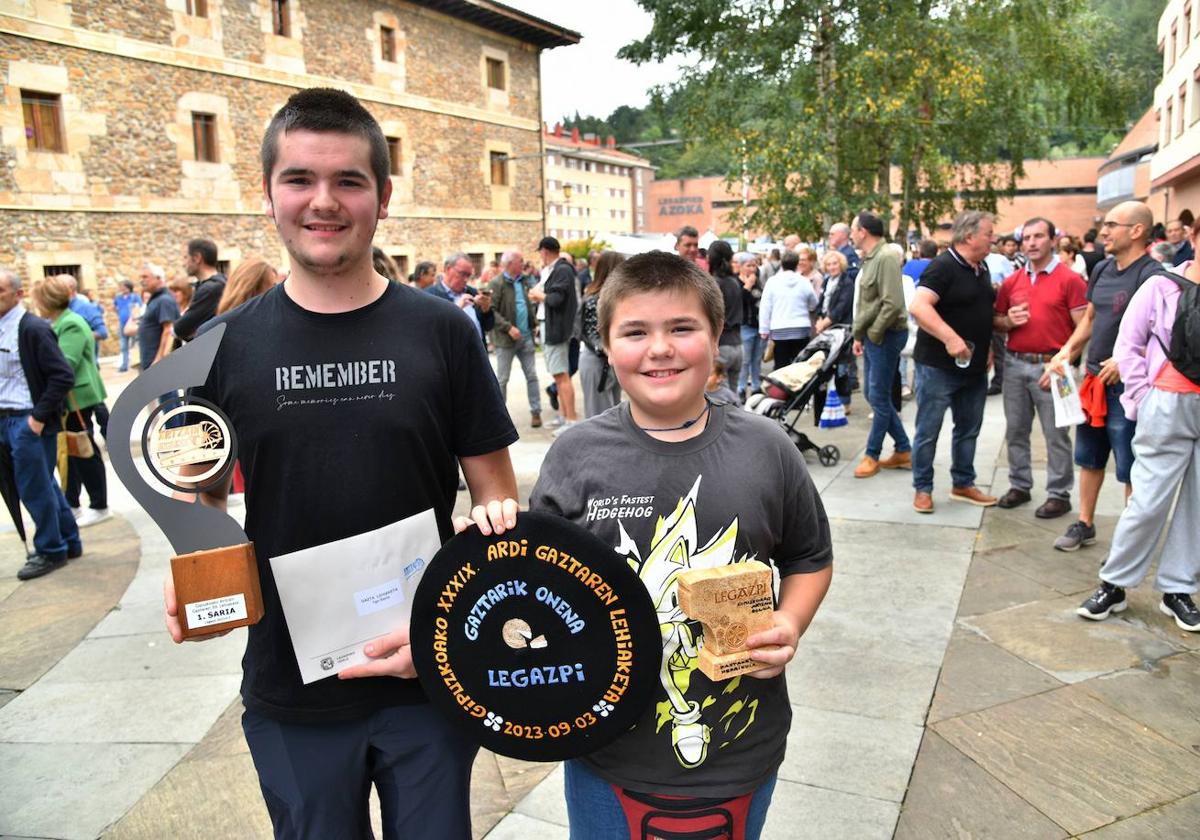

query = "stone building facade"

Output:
[[0, 0, 576, 351]]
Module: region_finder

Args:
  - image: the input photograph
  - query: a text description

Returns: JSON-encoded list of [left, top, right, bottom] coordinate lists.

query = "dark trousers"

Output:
[[64, 405, 107, 510], [242, 703, 478, 840], [773, 333, 811, 369], [2, 414, 80, 559]]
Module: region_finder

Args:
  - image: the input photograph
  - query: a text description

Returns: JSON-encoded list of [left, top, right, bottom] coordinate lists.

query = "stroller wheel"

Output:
[[818, 445, 840, 467]]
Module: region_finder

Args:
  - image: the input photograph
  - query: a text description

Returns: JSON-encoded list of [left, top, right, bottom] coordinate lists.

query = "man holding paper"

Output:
[[992, 217, 1087, 519], [161, 88, 519, 839]]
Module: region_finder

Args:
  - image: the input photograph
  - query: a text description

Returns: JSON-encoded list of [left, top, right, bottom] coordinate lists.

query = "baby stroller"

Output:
[[744, 325, 854, 467]]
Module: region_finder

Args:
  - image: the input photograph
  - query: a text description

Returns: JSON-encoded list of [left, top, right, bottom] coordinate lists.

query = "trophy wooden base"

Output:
[[678, 561, 777, 681], [172, 543, 263, 639]]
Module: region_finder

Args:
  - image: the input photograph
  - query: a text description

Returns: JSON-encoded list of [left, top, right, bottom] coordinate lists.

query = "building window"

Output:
[[468, 253, 484, 275], [1166, 100, 1174, 146], [272, 0, 290, 37], [186, 0, 208, 17], [486, 57, 505, 91], [192, 112, 218, 162], [216, 259, 232, 276], [392, 253, 409, 277], [380, 25, 396, 62], [42, 264, 81, 282], [21, 90, 64, 152], [1180, 89, 1188, 136], [489, 151, 508, 186], [386, 137, 402, 175]]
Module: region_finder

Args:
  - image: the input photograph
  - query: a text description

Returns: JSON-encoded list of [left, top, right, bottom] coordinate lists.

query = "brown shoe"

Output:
[[913, 492, 934, 514], [531, 412, 542, 428], [854, 456, 880, 478], [996, 488, 1031, 509], [878, 450, 912, 470], [1035, 497, 1072, 519], [950, 486, 998, 507]]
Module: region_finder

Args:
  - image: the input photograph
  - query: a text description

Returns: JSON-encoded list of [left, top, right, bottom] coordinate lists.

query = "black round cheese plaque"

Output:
[[411, 512, 662, 761]]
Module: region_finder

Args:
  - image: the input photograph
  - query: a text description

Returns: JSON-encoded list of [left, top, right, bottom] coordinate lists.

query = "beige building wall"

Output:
[[543, 128, 652, 245], [0, 0, 574, 351], [1151, 0, 1200, 223]]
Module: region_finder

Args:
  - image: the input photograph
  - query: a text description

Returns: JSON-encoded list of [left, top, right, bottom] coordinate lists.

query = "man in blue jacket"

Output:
[[0, 270, 82, 580], [425, 252, 494, 346]]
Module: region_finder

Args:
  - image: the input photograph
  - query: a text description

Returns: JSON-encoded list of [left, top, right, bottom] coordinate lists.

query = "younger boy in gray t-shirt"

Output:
[[530, 251, 832, 837]]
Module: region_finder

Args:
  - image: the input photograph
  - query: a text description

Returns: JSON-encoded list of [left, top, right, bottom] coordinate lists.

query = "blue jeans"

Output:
[[912, 363, 988, 493], [863, 329, 911, 459], [739, 325, 763, 392], [495, 338, 541, 414], [118, 331, 130, 371], [564, 759, 777, 840], [1074, 381, 1136, 484], [2, 414, 81, 559]]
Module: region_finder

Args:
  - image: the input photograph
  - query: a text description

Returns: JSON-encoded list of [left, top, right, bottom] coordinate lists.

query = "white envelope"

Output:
[[270, 508, 442, 684]]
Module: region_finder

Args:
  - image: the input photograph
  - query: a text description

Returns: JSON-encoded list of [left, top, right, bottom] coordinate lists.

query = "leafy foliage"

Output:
[[562, 0, 1148, 238]]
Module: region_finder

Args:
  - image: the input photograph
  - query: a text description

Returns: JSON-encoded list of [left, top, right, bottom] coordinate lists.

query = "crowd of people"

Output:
[[1, 83, 1197, 840]]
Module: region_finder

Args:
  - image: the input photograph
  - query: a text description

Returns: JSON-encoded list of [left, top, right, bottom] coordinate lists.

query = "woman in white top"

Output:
[[759, 250, 819, 368]]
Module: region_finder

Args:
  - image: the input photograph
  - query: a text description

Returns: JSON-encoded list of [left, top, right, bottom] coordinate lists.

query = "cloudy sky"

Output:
[[504, 0, 688, 123]]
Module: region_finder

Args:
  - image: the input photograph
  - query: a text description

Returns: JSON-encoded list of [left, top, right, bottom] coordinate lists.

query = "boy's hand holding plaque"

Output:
[[679, 561, 779, 681], [108, 325, 263, 640]]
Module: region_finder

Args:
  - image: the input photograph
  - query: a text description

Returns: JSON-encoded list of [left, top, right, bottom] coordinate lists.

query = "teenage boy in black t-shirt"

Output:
[[908, 210, 999, 514], [162, 88, 520, 839]]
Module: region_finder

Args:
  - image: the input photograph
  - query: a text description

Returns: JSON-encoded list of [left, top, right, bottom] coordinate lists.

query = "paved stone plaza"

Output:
[[1, 356, 1197, 839]]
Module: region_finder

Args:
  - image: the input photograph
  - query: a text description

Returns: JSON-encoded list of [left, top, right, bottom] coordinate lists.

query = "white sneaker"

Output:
[[76, 508, 112, 528], [552, 421, 577, 437], [548, 415, 565, 428], [70, 506, 83, 520]]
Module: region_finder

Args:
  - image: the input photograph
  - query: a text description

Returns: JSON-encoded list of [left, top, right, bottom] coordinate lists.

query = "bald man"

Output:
[[1045, 200, 1162, 551]]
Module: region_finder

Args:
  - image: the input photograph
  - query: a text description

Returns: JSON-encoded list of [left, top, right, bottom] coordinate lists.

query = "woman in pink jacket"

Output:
[[1077, 218, 1200, 630]]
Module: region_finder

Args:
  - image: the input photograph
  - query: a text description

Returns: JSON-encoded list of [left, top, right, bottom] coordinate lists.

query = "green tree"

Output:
[[621, 0, 1139, 238]]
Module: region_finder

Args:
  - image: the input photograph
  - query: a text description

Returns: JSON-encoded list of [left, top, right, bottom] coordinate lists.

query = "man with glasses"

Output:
[[426, 251, 493, 346], [1044, 201, 1159, 551]]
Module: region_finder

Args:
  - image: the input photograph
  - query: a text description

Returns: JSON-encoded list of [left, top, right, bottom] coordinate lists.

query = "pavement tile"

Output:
[[820, 468, 985, 529], [799, 604, 951, 669], [761, 779, 899, 840], [0, 741, 190, 840], [512, 763, 568, 826], [894, 730, 1068, 840], [0, 601, 109, 690], [88, 600, 180, 638], [928, 626, 1064, 723], [962, 594, 1183, 683], [780, 704, 924, 802], [1, 556, 135, 611], [102, 753, 272, 840], [483, 812, 568, 840], [1078, 791, 1200, 838], [1070, 653, 1200, 757], [934, 688, 1200, 835], [185, 698, 251, 761], [0, 675, 242, 743], [1118, 586, 1200, 652], [0, 688, 15, 709], [786, 645, 941, 725], [956, 554, 1062, 617], [494, 753, 557, 803], [976, 543, 1102, 596], [39, 629, 244, 684]]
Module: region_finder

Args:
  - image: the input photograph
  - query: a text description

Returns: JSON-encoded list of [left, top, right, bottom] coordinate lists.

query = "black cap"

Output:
[[537, 236, 561, 253]]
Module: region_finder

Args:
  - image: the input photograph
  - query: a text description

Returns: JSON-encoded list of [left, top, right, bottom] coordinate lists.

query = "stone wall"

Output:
[[0, 210, 541, 356]]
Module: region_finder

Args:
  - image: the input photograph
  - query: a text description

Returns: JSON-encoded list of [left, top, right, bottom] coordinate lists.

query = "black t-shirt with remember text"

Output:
[[194, 282, 518, 723], [913, 247, 995, 375]]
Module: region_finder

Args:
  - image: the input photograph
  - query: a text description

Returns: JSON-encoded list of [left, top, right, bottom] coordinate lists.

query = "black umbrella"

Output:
[[0, 439, 29, 549]]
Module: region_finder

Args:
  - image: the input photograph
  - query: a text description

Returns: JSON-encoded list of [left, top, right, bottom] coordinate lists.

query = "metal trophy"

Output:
[[108, 325, 263, 639]]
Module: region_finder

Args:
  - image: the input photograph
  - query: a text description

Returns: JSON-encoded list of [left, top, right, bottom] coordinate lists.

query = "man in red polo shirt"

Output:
[[993, 217, 1088, 518]]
